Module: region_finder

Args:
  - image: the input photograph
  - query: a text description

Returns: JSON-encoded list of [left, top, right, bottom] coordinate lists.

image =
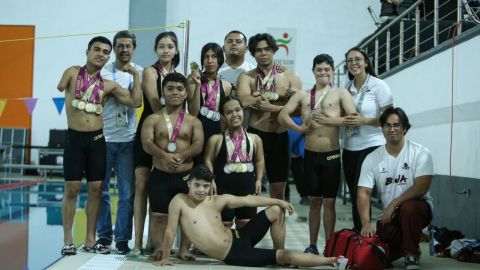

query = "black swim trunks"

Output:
[[247, 127, 290, 183], [63, 128, 106, 181], [304, 149, 341, 198], [223, 210, 277, 267], [148, 168, 190, 214]]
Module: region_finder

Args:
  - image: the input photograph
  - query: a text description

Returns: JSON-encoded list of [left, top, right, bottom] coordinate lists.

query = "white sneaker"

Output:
[[334, 255, 348, 270]]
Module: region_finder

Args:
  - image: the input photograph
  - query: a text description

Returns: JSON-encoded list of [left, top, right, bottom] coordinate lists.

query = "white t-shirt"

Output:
[[344, 75, 393, 151], [101, 62, 143, 142], [358, 140, 434, 211], [218, 61, 255, 87]]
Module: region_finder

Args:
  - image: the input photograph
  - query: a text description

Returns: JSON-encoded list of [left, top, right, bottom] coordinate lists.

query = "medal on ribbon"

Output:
[[256, 65, 278, 101], [200, 75, 221, 121], [224, 129, 254, 174], [162, 108, 186, 153]]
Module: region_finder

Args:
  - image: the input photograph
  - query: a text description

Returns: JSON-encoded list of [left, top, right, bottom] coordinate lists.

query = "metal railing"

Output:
[[334, 0, 477, 85]]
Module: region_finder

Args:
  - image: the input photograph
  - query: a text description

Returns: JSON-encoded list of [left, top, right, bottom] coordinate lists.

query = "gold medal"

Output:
[[224, 165, 231, 174], [190, 61, 200, 72], [234, 163, 242, 173], [95, 104, 103, 115], [77, 101, 86, 110], [85, 103, 94, 113], [240, 163, 247, 172], [227, 163, 236, 173], [71, 99, 79, 108]]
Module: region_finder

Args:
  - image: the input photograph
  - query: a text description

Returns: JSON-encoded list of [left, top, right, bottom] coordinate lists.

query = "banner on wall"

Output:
[[267, 27, 297, 70]]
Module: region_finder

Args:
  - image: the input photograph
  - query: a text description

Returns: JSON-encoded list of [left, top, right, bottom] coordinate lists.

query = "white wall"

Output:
[[165, 0, 382, 88], [2, 0, 382, 149], [1, 0, 130, 151], [383, 35, 480, 179]]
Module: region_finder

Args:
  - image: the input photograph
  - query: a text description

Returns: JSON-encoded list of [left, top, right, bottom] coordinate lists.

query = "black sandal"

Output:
[[83, 243, 110, 254], [61, 243, 77, 256]]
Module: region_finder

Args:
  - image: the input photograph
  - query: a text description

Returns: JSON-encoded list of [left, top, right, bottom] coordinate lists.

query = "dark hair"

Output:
[[345, 47, 377, 80], [154, 31, 180, 68], [200, 43, 224, 71], [380, 107, 411, 133], [113, 30, 137, 49], [224, 30, 247, 43], [187, 165, 215, 182], [161, 73, 188, 90], [248, 33, 278, 56], [312, 54, 334, 70], [221, 96, 243, 115], [88, 36, 112, 52]]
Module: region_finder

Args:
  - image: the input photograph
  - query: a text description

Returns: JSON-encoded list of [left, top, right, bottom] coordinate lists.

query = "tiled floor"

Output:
[[48, 187, 479, 270]]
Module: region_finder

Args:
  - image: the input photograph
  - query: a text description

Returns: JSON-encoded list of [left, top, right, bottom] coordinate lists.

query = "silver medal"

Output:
[[166, 142, 176, 153], [213, 112, 220, 121], [206, 110, 214, 120], [247, 163, 254, 172], [160, 97, 165, 106], [200, 106, 209, 116]]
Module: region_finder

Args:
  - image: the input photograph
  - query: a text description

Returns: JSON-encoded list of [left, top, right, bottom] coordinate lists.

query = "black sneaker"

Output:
[[304, 245, 319, 255], [116, 241, 131, 255], [96, 238, 111, 246], [404, 256, 420, 270]]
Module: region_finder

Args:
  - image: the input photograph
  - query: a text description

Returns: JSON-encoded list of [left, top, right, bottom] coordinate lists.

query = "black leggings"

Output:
[[290, 157, 307, 197], [342, 146, 379, 230]]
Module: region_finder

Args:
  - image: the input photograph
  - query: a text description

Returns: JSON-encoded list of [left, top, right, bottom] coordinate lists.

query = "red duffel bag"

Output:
[[324, 229, 389, 270]]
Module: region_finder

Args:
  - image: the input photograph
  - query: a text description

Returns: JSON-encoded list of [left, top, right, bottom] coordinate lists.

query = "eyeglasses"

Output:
[[116, 44, 133, 50], [346, 57, 364, 65], [382, 123, 402, 130]]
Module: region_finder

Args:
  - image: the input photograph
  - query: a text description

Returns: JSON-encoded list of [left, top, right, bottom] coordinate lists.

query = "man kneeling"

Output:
[[156, 165, 347, 269]]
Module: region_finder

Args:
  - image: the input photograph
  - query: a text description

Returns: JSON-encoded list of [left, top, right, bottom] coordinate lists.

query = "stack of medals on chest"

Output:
[[257, 65, 279, 101], [224, 129, 254, 174], [71, 66, 104, 114], [199, 75, 221, 121]]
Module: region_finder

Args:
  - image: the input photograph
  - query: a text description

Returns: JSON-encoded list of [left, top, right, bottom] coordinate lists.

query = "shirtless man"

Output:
[[204, 97, 264, 229], [156, 165, 347, 269], [141, 72, 203, 260], [57, 36, 142, 255], [237, 33, 302, 200], [278, 54, 356, 255]]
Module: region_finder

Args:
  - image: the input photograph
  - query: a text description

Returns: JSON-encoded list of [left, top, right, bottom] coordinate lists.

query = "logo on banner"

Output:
[[267, 27, 297, 70], [276, 33, 292, 56]]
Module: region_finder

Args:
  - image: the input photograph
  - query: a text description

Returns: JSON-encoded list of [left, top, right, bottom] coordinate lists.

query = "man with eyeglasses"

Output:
[[357, 107, 433, 270], [96, 30, 144, 254]]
